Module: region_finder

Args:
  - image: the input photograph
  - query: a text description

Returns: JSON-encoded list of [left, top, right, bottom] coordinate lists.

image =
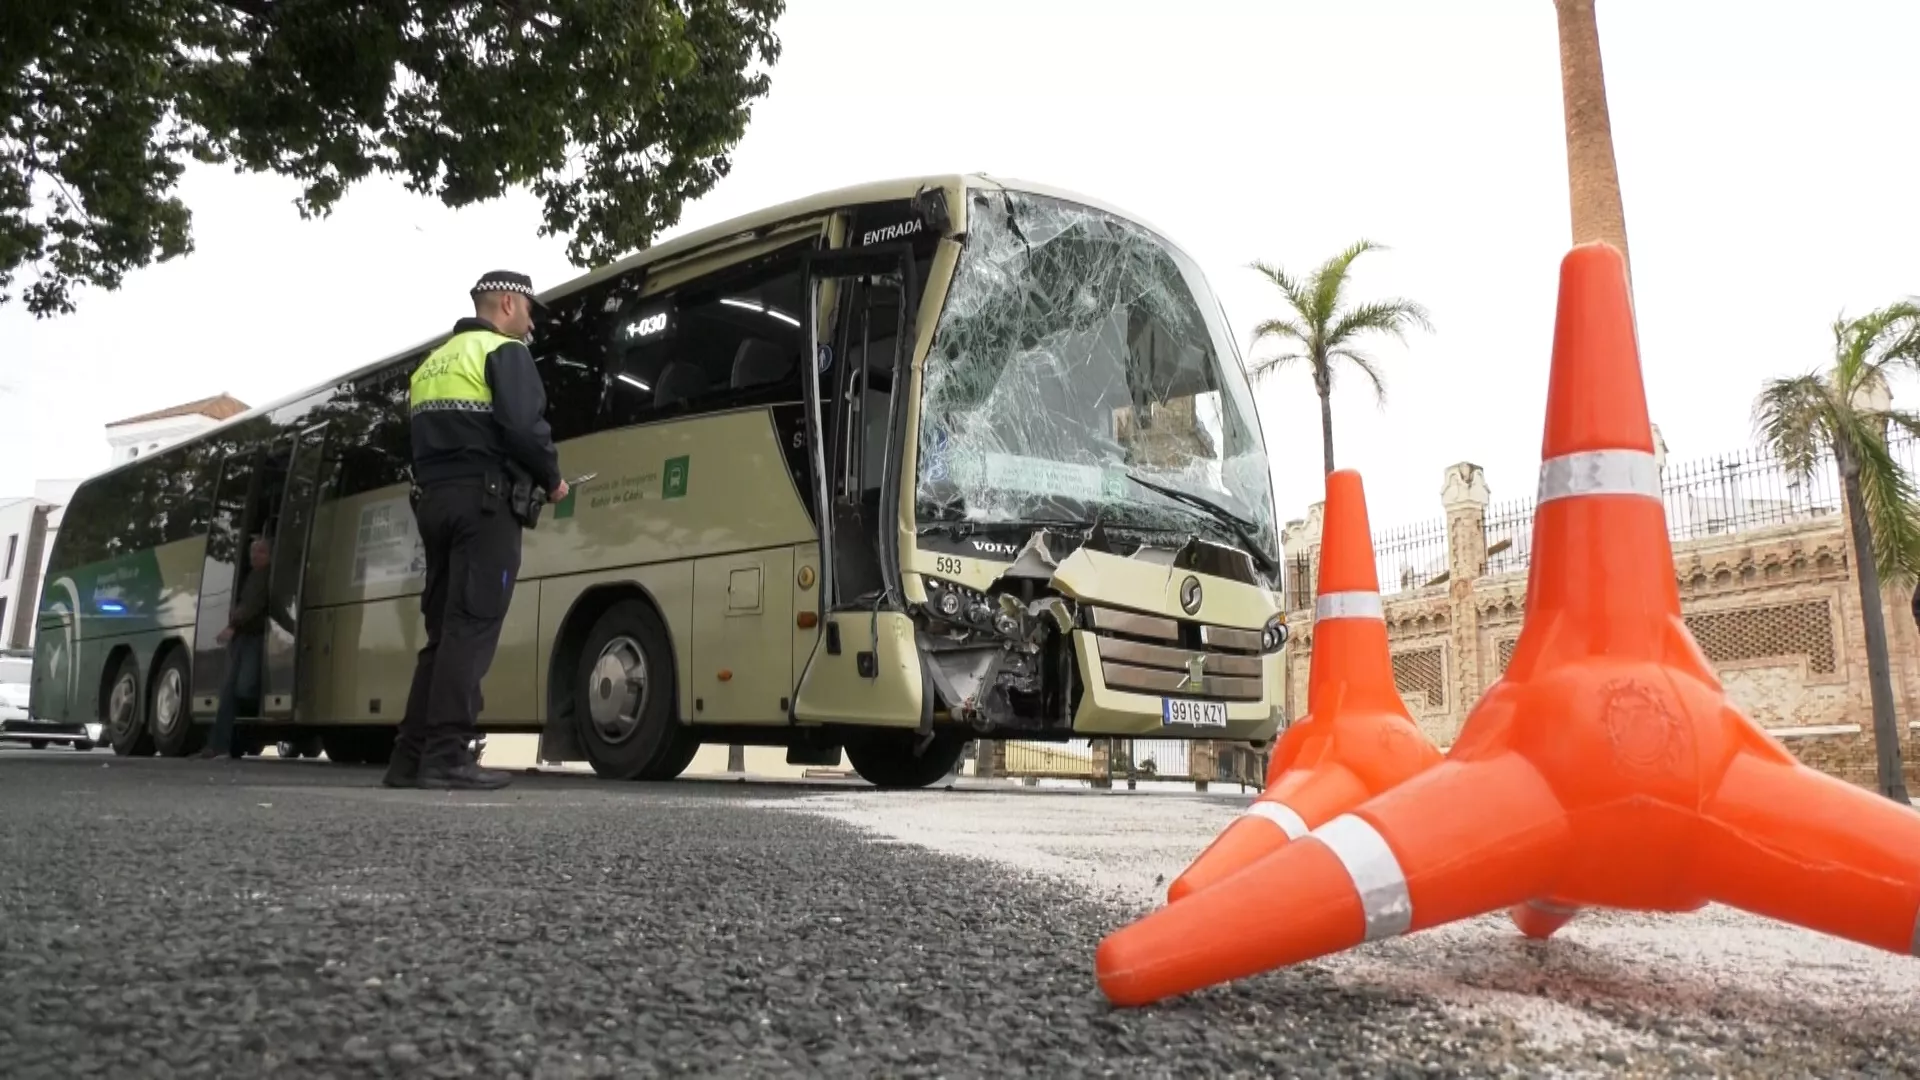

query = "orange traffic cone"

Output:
[[1165, 469, 1441, 904], [1093, 240, 1920, 1009]]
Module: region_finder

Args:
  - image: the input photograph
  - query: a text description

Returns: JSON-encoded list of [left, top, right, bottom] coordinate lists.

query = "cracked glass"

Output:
[[914, 189, 1278, 569]]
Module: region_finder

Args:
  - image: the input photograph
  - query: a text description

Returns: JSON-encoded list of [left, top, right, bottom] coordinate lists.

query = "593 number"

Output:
[[934, 555, 964, 576]]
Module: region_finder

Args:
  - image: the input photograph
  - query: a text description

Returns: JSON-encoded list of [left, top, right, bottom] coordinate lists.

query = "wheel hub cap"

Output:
[[587, 637, 649, 744]]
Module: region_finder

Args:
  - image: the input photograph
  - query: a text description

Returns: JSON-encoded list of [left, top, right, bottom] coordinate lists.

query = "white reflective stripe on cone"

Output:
[[1911, 904, 1919, 958], [1312, 814, 1413, 941], [1528, 899, 1580, 916], [1315, 591, 1384, 622], [1244, 800, 1309, 840], [1536, 449, 1661, 504]]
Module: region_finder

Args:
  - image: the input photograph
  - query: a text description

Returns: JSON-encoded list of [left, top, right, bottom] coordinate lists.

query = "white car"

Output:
[[0, 650, 99, 751]]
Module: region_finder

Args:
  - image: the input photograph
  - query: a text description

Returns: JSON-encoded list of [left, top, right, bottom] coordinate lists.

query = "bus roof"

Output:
[[72, 173, 1187, 485]]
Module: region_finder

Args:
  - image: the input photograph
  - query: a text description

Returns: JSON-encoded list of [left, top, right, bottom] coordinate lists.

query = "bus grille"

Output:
[[1082, 604, 1266, 702]]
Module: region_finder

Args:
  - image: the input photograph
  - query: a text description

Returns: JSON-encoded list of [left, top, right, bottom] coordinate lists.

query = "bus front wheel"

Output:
[[845, 730, 968, 790], [572, 599, 681, 781]]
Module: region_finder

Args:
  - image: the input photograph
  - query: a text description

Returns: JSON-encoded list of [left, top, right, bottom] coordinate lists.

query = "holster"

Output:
[[503, 462, 541, 529]]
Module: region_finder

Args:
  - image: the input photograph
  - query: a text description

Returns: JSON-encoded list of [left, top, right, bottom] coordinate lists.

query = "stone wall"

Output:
[[1280, 455, 1920, 793]]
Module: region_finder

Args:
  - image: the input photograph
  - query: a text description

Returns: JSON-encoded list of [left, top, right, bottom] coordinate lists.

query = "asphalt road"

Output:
[[1, 751, 1916, 1079]]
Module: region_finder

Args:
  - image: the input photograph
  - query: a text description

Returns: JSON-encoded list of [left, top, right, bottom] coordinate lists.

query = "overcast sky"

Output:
[[4, 0, 1916, 540]]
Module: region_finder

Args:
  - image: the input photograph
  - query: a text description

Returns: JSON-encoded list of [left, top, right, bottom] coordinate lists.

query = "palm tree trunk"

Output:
[[1315, 372, 1336, 475], [1839, 442, 1912, 801], [1552, 0, 1632, 284]]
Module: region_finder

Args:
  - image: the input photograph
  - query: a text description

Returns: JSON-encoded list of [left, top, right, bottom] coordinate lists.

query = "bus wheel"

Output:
[[846, 730, 968, 790], [149, 651, 201, 758], [104, 652, 154, 757], [638, 729, 701, 782], [573, 599, 679, 781]]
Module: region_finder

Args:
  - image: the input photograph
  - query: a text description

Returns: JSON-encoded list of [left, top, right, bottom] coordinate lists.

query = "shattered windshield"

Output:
[[914, 189, 1278, 567]]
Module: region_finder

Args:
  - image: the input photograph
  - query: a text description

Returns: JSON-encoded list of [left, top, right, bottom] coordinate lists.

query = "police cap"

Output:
[[469, 269, 548, 309]]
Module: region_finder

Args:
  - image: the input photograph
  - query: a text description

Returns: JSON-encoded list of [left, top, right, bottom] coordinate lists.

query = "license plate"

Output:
[[1162, 698, 1228, 729]]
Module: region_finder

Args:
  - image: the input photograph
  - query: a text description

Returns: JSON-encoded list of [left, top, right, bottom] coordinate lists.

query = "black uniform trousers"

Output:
[[397, 478, 523, 769]]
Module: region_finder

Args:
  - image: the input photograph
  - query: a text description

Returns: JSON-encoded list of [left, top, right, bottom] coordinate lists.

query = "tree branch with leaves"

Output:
[[1, 0, 786, 317]]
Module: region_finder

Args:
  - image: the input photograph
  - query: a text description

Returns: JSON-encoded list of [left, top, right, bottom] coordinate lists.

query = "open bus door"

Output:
[[259, 421, 330, 719], [790, 242, 930, 731], [190, 443, 285, 719]]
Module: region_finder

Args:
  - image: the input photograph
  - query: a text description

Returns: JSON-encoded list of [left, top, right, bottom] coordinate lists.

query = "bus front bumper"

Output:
[[1068, 630, 1285, 742]]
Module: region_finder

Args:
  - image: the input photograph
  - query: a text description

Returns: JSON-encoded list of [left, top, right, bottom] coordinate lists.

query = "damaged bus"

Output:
[[29, 174, 1289, 788]]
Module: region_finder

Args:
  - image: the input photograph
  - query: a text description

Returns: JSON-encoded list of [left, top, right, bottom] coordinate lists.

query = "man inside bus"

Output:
[[197, 536, 274, 760], [390, 269, 568, 791]]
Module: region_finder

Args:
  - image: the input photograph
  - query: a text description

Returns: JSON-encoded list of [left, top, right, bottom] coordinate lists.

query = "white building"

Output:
[[105, 393, 249, 466], [0, 394, 247, 651]]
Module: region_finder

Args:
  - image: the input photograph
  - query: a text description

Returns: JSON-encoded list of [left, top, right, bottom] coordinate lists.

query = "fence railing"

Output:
[[986, 738, 1269, 791], [1480, 442, 1853, 577], [1375, 517, 1450, 596]]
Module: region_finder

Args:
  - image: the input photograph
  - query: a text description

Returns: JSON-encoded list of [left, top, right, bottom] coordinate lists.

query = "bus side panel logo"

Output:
[[663, 456, 690, 500]]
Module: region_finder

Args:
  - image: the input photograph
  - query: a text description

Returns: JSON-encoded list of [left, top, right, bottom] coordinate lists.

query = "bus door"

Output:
[[258, 422, 331, 719], [190, 444, 286, 716], [791, 243, 930, 730], [800, 244, 918, 613]]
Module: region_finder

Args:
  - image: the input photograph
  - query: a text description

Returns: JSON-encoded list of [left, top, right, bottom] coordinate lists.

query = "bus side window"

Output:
[[602, 256, 807, 426], [531, 277, 632, 442]]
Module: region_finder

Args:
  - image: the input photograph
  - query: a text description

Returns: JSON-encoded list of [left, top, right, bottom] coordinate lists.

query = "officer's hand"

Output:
[[551, 479, 569, 502]]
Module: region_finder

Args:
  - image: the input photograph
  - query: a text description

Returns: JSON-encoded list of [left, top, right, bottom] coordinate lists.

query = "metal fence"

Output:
[[991, 738, 1269, 791], [1481, 441, 1855, 578], [1281, 515, 1449, 613], [1375, 517, 1450, 596]]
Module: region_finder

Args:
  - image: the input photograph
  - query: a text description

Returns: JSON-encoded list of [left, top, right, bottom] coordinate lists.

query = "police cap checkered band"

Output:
[[470, 270, 545, 307]]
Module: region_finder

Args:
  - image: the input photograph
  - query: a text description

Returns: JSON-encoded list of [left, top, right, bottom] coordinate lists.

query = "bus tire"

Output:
[[572, 599, 680, 781], [149, 649, 201, 758], [846, 729, 968, 790], [104, 651, 154, 757], [637, 728, 701, 782]]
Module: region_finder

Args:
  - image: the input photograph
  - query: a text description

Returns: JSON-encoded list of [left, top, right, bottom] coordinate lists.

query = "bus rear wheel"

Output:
[[149, 651, 201, 758], [104, 652, 153, 757], [845, 729, 968, 790], [573, 599, 682, 781]]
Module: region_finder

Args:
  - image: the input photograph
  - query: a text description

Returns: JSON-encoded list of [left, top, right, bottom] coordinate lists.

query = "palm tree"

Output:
[[1552, 0, 1632, 281], [1246, 240, 1433, 476], [1754, 301, 1920, 802]]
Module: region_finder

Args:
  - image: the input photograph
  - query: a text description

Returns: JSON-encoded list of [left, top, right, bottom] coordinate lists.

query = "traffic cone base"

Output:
[[1095, 241, 1920, 1008], [1165, 469, 1442, 905]]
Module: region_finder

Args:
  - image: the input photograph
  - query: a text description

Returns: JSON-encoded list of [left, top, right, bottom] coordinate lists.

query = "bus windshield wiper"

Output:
[[1122, 470, 1277, 575]]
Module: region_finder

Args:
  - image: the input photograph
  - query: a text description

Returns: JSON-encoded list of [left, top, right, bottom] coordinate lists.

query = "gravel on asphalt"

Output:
[[2, 753, 1917, 1079]]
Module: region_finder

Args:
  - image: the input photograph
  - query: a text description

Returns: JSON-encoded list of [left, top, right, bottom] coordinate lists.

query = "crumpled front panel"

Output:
[[914, 189, 1277, 564]]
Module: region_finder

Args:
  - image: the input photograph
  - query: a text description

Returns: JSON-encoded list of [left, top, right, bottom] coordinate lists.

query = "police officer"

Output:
[[385, 270, 569, 790]]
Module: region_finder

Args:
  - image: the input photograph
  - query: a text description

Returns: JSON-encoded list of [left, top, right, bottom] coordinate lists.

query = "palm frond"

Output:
[[1249, 318, 1308, 346], [1329, 348, 1388, 406], [1247, 351, 1307, 380], [1849, 424, 1920, 585], [1248, 260, 1321, 331], [1751, 372, 1834, 483], [1306, 239, 1385, 329], [1327, 299, 1435, 350]]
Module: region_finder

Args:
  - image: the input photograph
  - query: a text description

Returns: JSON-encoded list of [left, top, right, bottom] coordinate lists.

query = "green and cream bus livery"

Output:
[[29, 174, 1290, 788]]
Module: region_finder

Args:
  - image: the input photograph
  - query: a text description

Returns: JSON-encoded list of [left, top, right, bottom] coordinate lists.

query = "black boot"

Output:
[[415, 742, 510, 791], [381, 742, 421, 788]]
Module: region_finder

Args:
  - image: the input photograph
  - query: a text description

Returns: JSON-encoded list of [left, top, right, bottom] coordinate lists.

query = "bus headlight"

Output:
[[1262, 616, 1288, 653]]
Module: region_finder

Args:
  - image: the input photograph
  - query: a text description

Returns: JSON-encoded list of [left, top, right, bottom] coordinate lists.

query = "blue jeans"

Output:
[[207, 633, 262, 754]]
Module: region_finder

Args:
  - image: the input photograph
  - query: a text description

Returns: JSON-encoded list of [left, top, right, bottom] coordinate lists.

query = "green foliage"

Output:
[[1, 0, 786, 317], [1245, 239, 1432, 473], [1753, 301, 1920, 585]]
